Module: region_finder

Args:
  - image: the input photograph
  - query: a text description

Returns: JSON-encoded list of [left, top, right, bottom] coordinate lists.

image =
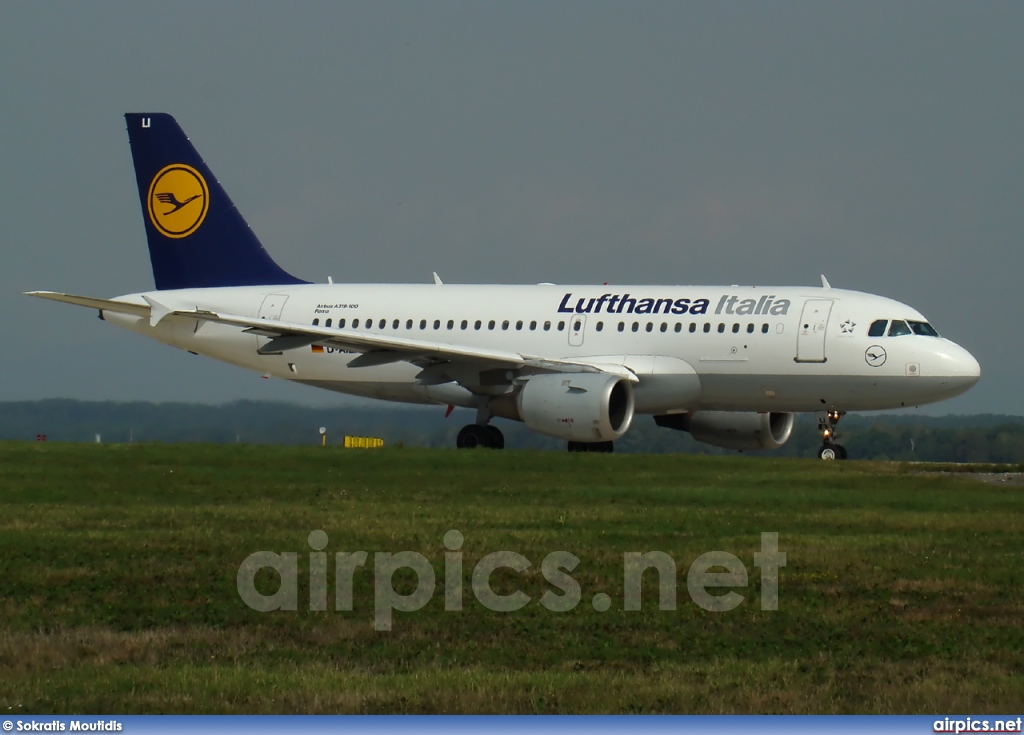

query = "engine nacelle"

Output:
[[658, 411, 795, 451], [516, 373, 635, 442]]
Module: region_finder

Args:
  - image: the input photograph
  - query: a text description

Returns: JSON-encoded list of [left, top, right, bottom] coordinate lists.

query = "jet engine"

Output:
[[516, 373, 635, 442], [655, 411, 795, 451]]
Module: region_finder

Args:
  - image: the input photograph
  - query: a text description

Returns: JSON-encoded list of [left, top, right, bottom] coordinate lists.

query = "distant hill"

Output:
[[2, 399, 1023, 462]]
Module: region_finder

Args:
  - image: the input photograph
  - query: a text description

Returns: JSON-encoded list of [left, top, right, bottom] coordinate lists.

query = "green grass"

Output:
[[1, 442, 1022, 713]]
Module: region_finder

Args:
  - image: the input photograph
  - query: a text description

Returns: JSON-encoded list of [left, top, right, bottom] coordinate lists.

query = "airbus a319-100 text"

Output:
[[28, 114, 981, 458]]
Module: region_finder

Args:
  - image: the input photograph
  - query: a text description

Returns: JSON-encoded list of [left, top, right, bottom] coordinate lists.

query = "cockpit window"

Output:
[[908, 320, 940, 337], [887, 320, 912, 337], [868, 319, 888, 337]]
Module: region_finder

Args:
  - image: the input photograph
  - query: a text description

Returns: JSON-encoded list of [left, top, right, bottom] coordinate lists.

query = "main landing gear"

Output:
[[455, 404, 505, 450], [456, 424, 505, 449], [568, 441, 614, 453], [817, 409, 847, 460]]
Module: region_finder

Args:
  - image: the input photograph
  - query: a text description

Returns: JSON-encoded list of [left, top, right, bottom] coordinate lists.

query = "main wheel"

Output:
[[457, 424, 487, 449], [485, 425, 505, 450], [568, 441, 614, 453]]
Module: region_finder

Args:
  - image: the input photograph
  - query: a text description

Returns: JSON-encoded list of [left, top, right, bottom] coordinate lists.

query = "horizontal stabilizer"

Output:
[[24, 291, 150, 318]]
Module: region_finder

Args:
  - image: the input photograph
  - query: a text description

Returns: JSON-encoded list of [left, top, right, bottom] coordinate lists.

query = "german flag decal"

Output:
[[311, 345, 324, 353]]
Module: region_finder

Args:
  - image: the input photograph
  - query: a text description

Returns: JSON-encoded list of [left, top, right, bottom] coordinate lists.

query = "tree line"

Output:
[[2, 399, 1022, 463]]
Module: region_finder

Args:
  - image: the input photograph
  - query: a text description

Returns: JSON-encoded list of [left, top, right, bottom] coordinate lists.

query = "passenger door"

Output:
[[795, 299, 832, 363]]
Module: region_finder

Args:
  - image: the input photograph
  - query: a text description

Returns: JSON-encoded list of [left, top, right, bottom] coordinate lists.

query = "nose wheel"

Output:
[[818, 443, 847, 461], [817, 410, 847, 460]]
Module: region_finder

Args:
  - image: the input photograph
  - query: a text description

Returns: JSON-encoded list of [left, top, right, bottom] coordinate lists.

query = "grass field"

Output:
[[1, 442, 1022, 714]]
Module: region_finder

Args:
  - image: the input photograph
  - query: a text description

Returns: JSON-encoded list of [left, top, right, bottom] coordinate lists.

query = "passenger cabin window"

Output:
[[338, 318, 346, 329], [888, 320, 912, 337], [909, 321, 940, 337], [312, 318, 320, 326], [868, 320, 888, 337], [325, 318, 332, 328]]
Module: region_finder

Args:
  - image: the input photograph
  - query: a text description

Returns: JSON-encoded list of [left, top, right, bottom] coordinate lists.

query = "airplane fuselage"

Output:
[[103, 283, 980, 414]]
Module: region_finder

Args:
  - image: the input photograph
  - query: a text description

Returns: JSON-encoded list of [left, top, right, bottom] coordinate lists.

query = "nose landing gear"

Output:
[[817, 410, 847, 460]]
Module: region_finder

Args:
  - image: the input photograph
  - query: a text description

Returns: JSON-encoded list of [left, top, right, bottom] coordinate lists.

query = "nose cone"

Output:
[[936, 340, 981, 397]]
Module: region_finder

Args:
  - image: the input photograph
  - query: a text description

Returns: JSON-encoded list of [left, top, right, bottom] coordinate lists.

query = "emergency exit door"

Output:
[[568, 315, 586, 347]]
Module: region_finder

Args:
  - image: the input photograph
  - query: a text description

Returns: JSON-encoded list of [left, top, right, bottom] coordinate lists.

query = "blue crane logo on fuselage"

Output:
[[865, 346, 887, 367]]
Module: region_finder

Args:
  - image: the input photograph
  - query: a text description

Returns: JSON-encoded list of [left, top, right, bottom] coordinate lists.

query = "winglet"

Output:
[[433, 272, 444, 285], [820, 274, 832, 289]]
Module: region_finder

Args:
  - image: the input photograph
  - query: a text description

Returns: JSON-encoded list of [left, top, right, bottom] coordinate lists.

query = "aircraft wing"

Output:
[[184, 308, 639, 381], [25, 291, 638, 382]]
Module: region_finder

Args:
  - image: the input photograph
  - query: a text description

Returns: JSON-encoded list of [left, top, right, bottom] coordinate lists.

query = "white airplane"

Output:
[[28, 113, 981, 459]]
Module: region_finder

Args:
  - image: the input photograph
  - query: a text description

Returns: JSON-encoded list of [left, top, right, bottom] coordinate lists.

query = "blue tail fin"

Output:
[[125, 113, 307, 290]]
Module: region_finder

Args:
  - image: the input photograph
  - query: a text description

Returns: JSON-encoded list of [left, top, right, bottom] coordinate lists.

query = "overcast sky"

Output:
[[2, 1, 1020, 414]]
